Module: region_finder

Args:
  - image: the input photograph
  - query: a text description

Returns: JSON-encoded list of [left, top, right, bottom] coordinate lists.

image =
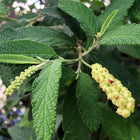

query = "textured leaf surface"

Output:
[[59, 0, 97, 36], [0, 55, 40, 64], [117, 45, 140, 59], [91, 53, 140, 103], [76, 72, 101, 130], [100, 103, 140, 140], [99, 24, 140, 46], [0, 26, 75, 46], [97, 0, 134, 29], [100, 10, 118, 36], [32, 59, 62, 140], [0, 40, 57, 58], [8, 126, 36, 140], [63, 81, 91, 140]]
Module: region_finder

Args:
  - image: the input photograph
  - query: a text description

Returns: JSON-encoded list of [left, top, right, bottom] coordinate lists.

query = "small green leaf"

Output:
[[97, 0, 134, 29], [99, 24, 140, 46], [63, 81, 91, 140], [0, 55, 40, 64], [37, 7, 61, 19], [59, 0, 98, 36], [100, 103, 140, 140], [100, 9, 119, 36], [76, 72, 101, 130], [32, 59, 62, 140], [60, 67, 75, 86], [8, 126, 36, 140]]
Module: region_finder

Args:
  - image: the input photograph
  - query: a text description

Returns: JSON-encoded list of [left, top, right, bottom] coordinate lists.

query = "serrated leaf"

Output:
[[100, 103, 140, 140], [63, 81, 91, 140], [0, 26, 75, 47], [117, 45, 140, 59], [8, 126, 36, 140], [76, 72, 101, 130], [58, 0, 97, 36], [32, 59, 62, 140], [0, 55, 40, 64], [0, 2, 8, 15], [97, 0, 134, 29], [99, 24, 140, 46], [100, 9, 118, 36], [0, 40, 57, 58], [91, 53, 140, 104]]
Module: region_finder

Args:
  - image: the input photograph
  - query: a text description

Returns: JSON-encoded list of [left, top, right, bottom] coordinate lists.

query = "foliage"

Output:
[[0, 0, 140, 140]]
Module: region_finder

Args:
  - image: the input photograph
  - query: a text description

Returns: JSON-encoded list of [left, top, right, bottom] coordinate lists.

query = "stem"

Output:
[[82, 38, 99, 56], [0, 15, 18, 22], [35, 61, 51, 70], [59, 56, 79, 63], [36, 56, 50, 62], [76, 60, 82, 79], [81, 58, 92, 69], [26, 14, 44, 22]]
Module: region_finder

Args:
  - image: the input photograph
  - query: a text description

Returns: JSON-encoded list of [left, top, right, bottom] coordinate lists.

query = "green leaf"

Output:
[[8, 126, 36, 140], [32, 59, 62, 140], [100, 103, 140, 140], [0, 55, 40, 64], [117, 45, 140, 59], [58, 0, 98, 36], [0, 40, 57, 58], [76, 72, 101, 130], [0, 26, 75, 47], [0, 2, 8, 15], [91, 53, 140, 103], [63, 81, 91, 140], [99, 24, 140, 46], [100, 9, 118, 36], [97, 0, 134, 29]]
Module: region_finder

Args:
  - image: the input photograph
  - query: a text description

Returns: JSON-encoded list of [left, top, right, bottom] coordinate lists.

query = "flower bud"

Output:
[[91, 63, 135, 118], [5, 65, 38, 96]]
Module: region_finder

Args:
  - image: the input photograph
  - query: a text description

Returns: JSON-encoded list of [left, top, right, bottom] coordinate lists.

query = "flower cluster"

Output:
[[91, 63, 135, 118], [5, 65, 38, 96]]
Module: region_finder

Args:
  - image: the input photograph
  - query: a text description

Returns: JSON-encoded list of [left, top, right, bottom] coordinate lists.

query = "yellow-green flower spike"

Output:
[[5, 65, 38, 96], [91, 63, 135, 118]]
